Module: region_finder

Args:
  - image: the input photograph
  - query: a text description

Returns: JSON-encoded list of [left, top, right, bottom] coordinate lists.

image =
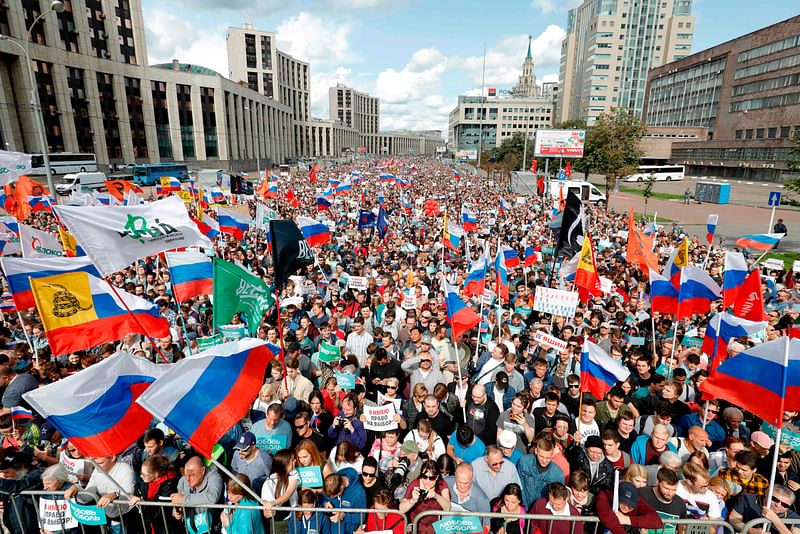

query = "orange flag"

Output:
[[626, 209, 659, 273], [104, 179, 142, 201], [13, 176, 50, 221]]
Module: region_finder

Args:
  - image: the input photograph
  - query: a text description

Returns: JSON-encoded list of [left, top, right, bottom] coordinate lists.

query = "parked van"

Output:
[[55, 172, 107, 194], [548, 180, 607, 204]]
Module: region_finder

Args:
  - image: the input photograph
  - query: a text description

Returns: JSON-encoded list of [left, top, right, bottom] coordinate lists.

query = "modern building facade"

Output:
[[643, 15, 800, 181], [558, 0, 695, 125], [329, 83, 379, 134]]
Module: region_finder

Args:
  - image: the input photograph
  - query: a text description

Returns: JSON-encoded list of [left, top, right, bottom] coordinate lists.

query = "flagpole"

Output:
[[753, 249, 770, 265], [15, 311, 38, 367], [103, 279, 170, 364], [765, 336, 791, 513], [702, 322, 722, 431]]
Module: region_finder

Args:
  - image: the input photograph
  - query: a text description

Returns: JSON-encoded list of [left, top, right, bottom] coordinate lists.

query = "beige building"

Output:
[[0, 1, 294, 171], [557, 0, 695, 125], [329, 83, 379, 134]]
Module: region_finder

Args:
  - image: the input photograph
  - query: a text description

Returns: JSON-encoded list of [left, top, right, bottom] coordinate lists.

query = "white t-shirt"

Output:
[[676, 481, 722, 520], [261, 470, 300, 509]]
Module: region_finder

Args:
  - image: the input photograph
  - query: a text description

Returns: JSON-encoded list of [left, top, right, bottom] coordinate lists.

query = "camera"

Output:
[[334, 417, 345, 431], [387, 457, 410, 491], [418, 489, 428, 500]]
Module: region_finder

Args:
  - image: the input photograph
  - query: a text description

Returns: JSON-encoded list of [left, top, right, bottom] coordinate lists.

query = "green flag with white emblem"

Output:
[[212, 257, 274, 336]]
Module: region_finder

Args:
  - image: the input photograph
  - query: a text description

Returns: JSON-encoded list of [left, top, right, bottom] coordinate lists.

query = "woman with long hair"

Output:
[[368, 428, 402, 473], [399, 459, 451, 534], [128, 455, 180, 534], [328, 440, 364, 472], [356, 489, 405, 534], [307, 390, 334, 436], [403, 383, 428, 424], [622, 463, 649, 489], [404, 418, 446, 460], [321, 376, 345, 413], [262, 449, 300, 534], [221, 474, 266, 534], [295, 439, 334, 484], [288, 489, 332, 534], [489, 483, 526, 534]]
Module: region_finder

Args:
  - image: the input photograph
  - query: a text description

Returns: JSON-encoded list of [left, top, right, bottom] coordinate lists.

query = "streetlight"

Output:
[[0, 0, 64, 201]]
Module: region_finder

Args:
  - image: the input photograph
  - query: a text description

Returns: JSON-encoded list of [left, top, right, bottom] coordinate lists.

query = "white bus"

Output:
[[623, 165, 685, 182], [28, 153, 97, 176]]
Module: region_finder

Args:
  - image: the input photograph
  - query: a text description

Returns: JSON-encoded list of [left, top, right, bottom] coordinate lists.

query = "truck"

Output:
[[55, 172, 107, 194], [548, 180, 607, 204]]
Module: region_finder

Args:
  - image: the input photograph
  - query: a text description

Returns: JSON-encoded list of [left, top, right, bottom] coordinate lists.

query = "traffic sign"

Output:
[[768, 191, 782, 207]]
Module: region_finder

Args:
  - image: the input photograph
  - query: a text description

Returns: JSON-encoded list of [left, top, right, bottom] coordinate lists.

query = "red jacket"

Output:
[[529, 497, 583, 534], [596, 488, 663, 534]]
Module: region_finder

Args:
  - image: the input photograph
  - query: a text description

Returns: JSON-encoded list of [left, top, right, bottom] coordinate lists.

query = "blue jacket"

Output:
[[629, 434, 678, 465], [288, 511, 333, 534], [320, 467, 366, 533], [486, 383, 516, 411], [516, 454, 565, 509], [675, 413, 726, 450]]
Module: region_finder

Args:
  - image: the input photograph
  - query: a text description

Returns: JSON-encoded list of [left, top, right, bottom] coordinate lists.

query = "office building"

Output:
[[557, 0, 695, 125], [643, 15, 800, 181], [0, 0, 294, 170], [329, 83, 379, 134]]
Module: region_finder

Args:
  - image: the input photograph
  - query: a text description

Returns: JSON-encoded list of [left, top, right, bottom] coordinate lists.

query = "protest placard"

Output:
[[681, 336, 704, 348], [363, 404, 398, 431], [533, 287, 579, 318], [794, 259, 800, 273], [401, 292, 417, 310], [432, 516, 483, 534], [197, 334, 222, 352], [39, 497, 78, 531], [626, 335, 646, 346], [256, 434, 288, 454], [59, 452, 89, 478], [348, 276, 368, 291], [219, 324, 246, 342], [533, 330, 568, 351], [319, 341, 340, 363], [763, 258, 785, 271], [377, 392, 403, 414], [297, 466, 324, 488], [335, 371, 356, 390], [600, 276, 613, 294], [68, 500, 107, 526]]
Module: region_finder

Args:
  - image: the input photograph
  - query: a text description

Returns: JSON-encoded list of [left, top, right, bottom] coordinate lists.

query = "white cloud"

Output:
[[276, 12, 352, 65], [531, 0, 582, 15], [457, 25, 566, 88], [375, 47, 447, 104], [145, 10, 228, 75], [309, 67, 352, 118]]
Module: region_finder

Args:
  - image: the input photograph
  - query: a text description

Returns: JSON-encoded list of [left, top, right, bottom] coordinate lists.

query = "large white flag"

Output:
[[54, 195, 213, 276], [0, 150, 32, 186], [19, 224, 66, 258]]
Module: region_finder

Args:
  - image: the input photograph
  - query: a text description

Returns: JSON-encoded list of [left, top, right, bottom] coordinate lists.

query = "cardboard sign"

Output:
[[297, 465, 324, 488], [219, 324, 246, 342], [432, 516, 484, 534], [197, 334, 223, 352], [377, 392, 403, 414], [256, 434, 288, 454], [68, 500, 107, 526], [335, 371, 356, 390], [533, 330, 568, 351], [682, 336, 704, 348], [39, 497, 79, 530], [401, 292, 417, 310], [319, 341, 340, 363], [600, 276, 613, 294], [481, 289, 496, 307], [793, 260, 800, 273], [626, 335, 646, 346], [763, 258, 785, 271], [533, 286, 580, 318], [59, 452, 88, 478], [348, 276, 368, 291], [363, 404, 398, 431]]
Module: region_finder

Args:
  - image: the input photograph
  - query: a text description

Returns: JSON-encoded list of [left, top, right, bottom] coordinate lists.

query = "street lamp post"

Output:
[[0, 0, 65, 201]]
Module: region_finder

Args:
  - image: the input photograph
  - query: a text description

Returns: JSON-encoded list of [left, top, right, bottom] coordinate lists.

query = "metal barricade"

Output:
[[411, 509, 738, 534], [741, 517, 800, 534], [19, 491, 407, 534]]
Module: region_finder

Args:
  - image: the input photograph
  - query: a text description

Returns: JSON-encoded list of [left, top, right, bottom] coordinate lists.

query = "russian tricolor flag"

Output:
[[649, 269, 678, 315], [495, 249, 509, 301], [297, 216, 331, 247], [216, 207, 250, 239], [193, 211, 220, 239], [677, 265, 721, 319], [701, 312, 767, 369], [0, 256, 101, 310], [462, 206, 477, 232], [317, 194, 331, 211], [335, 180, 352, 195], [351, 171, 362, 184], [700, 336, 800, 427], [723, 251, 748, 308], [211, 187, 226, 204], [400, 194, 412, 212], [501, 245, 520, 268], [165, 250, 213, 303], [28, 195, 54, 213], [663, 239, 689, 287], [735, 233, 784, 251], [464, 251, 488, 297], [580, 339, 630, 401], [135, 339, 276, 458], [11, 406, 33, 421], [23, 353, 168, 457], [524, 246, 536, 268], [706, 214, 718, 245], [453, 169, 461, 180], [499, 197, 510, 215], [379, 173, 395, 184], [442, 279, 480, 339]]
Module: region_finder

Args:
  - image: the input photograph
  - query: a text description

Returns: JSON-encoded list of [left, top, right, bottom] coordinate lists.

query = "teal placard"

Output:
[[256, 434, 288, 454], [682, 336, 703, 348], [197, 334, 222, 352], [433, 516, 484, 534], [514, 305, 532, 318], [541, 246, 555, 255], [68, 501, 107, 526], [626, 335, 646, 346], [297, 465, 324, 488], [186, 511, 210, 534], [335, 371, 356, 390]]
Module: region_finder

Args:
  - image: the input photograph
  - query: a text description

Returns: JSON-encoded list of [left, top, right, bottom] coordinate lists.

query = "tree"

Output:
[[785, 133, 800, 197], [580, 109, 646, 195], [642, 174, 656, 218]]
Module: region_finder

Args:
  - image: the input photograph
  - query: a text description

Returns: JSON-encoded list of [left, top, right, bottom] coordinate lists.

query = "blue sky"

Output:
[[141, 0, 799, 133]]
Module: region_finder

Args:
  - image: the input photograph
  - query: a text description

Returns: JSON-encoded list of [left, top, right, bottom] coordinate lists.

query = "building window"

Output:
[[115, 0, 136, 64], [85, 0, 109, 59], [768, 127, 777, 139], [756, 128, 765, 139], [56, 0, 79, 53], [247, 72, 258, 92], [124, 76, 147, 159], [33, 61, 64, 152], [745, 129, 753, 140], [200, 87, 217, 158], [151, 80, 172, 159], [260, 35, 272, 70], [176, 84, 195, 159], [735, 130, 743, 140], [780, 126, 791, 138], [96, 71, 120, 159]]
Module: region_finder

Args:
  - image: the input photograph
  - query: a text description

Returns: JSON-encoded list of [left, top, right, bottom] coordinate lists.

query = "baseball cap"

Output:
[[421, 334, 433, 344], [401, 441, 419, 454], [618, 482, 640, 508], [234, 432, 256, 450], [495, 371, 509, 384], [600, 322, 611, 329], [498, 430, 516, 449], [750, 431, 774, 450]]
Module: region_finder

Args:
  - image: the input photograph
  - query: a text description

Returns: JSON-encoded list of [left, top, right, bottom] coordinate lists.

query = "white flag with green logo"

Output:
[[54, 196, 213, 277], [319, 340, 340, 363]]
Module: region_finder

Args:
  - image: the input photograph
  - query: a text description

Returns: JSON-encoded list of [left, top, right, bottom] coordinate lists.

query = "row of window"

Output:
[[672, 146, 794, 161], [734, 126, 798, 140], [729, 91, 800, 112], [731, 72, 800, 97], [738, 34, 800, 64], [734, 52, 800, 80]]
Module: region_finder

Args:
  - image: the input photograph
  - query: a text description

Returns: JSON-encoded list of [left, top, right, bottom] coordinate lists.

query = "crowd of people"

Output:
[[0, 155, 798, 534]]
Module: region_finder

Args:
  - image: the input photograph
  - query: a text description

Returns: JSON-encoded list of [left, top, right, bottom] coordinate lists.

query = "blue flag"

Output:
[[377, 206, 389, 239], [358, 209, 376, 230]]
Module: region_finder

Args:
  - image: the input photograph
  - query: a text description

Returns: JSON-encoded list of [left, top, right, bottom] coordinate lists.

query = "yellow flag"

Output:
[[674, 238, 689, 270], [58, 227, 80, 257], [31, 272, 98, 332]]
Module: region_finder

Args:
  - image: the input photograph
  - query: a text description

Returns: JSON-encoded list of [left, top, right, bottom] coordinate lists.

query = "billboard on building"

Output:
[[534, 130, 585, 158], [455, 150, 478, 161], [436, 146, 447, 153]]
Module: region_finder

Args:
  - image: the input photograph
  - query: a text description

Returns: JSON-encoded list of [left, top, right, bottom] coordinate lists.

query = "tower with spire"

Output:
[[512, 35, 540, 97]]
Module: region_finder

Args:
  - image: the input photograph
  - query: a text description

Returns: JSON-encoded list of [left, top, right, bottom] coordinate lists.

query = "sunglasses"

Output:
[[294, 424, 306, 430], [772, 496, 791, 508], [386, 385, 398, 390], [489, 461, 504, 468], [361, 471, 376, 478], [421, 474, 438, 481], [707, 409, 719, 414], [569, 385, 581, 389]]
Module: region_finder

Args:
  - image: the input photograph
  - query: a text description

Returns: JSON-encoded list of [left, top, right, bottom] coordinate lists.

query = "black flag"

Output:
[[555, 190, 585, 258], [270, 219, 315, 291]]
